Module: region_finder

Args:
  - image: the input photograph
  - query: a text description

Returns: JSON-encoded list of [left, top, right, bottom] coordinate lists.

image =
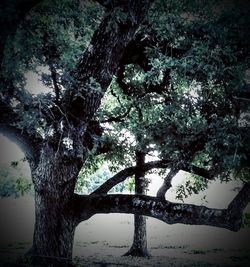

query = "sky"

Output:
[[0, 135, 24, 164]]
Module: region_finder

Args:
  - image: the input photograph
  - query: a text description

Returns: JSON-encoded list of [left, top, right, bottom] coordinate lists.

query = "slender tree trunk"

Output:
[[124, 215, 149, 257], [124, 151, 150, 257]]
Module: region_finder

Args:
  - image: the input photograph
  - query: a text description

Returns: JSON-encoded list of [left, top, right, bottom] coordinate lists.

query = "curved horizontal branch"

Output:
[[0, 124, 39, 162], [91, 160, 170, 195], [91, 158, 215, 195], [90, 166, 136, 195], [182, 164, 213, 180], [73, 184, 250, 231], [100, 105, 132, 123]]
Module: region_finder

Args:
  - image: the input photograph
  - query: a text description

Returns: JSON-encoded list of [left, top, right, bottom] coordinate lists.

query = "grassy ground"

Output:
[[0, 237, 249, 266]]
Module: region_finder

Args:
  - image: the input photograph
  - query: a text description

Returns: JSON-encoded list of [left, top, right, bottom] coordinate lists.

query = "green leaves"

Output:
[[1, 0, 249, 200], [15, 178, 32, 196], [176, 174, 208, 202]]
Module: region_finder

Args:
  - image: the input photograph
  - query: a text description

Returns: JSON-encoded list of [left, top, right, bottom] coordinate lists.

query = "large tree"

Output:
[[0, 0, 250, 265]]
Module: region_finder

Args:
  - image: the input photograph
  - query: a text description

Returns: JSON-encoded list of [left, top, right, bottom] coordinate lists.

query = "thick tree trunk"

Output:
[[33, 195, 75, 257], [124, 151, 150, 257], [24, 144, 82, 266], [27, 193, 76, 266]]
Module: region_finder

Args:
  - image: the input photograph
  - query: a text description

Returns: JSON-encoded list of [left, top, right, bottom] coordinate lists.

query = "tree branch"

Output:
[[73, 191, 249, 231], [182, 164, 213, 180], [156, 168, 180, 200], [91, 158, 216, 196], [63, 0, 153, 125], [227, 182, 250, 218], [0, 99, 41, 162], [0, 123, 40, 163], [90, 166, 136, 195], [49, 64, 60, 103], [156, 157, 216, 199], [91, 160, 170, 195], [100, 105, 132, 123]]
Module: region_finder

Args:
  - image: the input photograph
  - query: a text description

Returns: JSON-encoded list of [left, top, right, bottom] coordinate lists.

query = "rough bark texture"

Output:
[[124, 151, 150, 257], [73, 187, 250, 232], [27, 194, 75, 266], [25, 144, 82, 265], [124, 215, 149, 257], [64, 0, 153, 125]]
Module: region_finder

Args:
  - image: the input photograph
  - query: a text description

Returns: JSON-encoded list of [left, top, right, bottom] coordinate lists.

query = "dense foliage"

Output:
[[78, 0, 250, 196], [0, 0, 250, 263]]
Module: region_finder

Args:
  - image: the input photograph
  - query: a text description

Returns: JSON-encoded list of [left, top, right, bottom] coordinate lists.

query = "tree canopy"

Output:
[[0, 0, 250, 264]]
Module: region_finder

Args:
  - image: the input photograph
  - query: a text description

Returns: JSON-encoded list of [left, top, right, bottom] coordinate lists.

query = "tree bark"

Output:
[[124, 215, 149, 257], [25, 144, 82, 265], [74, 186, 250, 232], [124, 151, 150, 257], [27, 193, 76, 266]]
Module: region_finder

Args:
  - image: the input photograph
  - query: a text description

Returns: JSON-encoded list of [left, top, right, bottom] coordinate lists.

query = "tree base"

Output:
[[123, 247, 151, 257]]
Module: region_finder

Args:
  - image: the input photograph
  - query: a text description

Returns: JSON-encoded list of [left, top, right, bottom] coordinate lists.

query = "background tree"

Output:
[[0, 0, 250, 266]]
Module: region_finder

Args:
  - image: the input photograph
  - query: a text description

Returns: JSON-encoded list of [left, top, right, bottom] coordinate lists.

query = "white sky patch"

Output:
[[62, 137, 74, 150], [238, 112, 250, 128], [145, 149, 160, 162], [47, 128, 55, 137], [187, 82, 201, 103], [119, 129, 136, 145], [25, 66, 51, 95], [10, 99, 19, 108], [0, 135, 24, 163]]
